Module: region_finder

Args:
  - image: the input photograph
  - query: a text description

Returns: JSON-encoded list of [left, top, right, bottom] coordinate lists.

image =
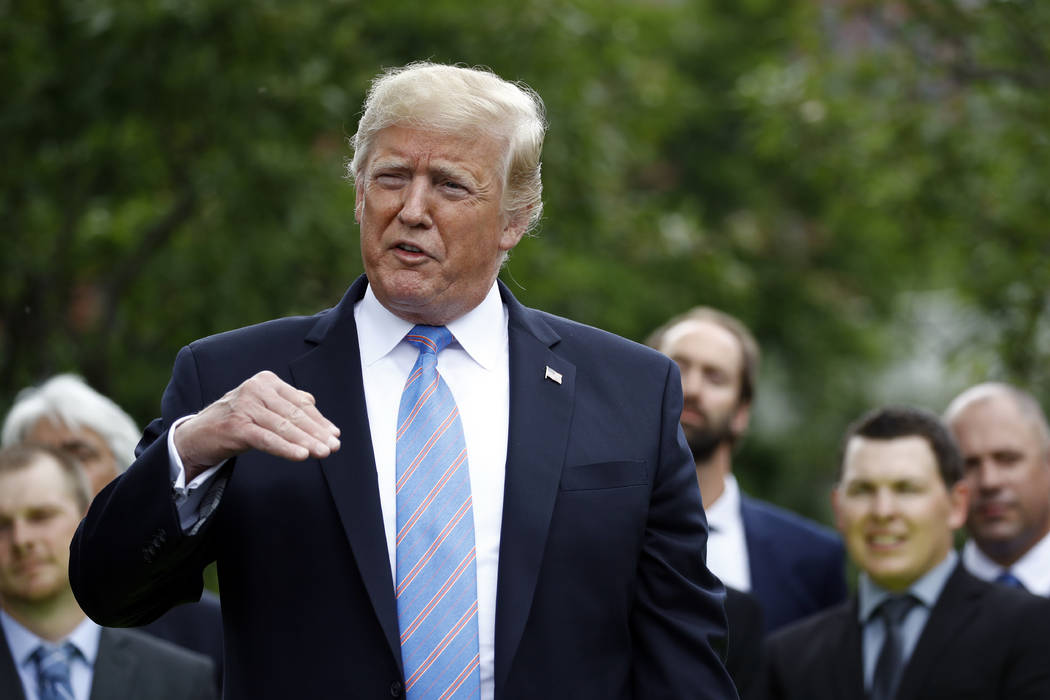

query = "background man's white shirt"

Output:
[[963, 531, 1050, 596], [704, 473, 752, 592]]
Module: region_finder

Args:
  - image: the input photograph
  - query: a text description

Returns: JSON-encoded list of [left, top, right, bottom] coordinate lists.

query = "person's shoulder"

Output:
[[105, 627, 214, 672], [187, 306, 335, 354], [741, 494, 840, 544], [517, 305, 670, 367], [765, 599, 851, 653]]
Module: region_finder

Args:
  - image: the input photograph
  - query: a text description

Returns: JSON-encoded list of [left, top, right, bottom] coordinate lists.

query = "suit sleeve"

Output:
[[630, 360, 738, 699], [70, 345, 222, 627]]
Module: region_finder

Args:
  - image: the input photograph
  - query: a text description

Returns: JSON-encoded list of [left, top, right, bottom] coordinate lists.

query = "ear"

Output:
[[831, 487, 844, 533], [946, 479, 970, 530], [730, 401, 752, 438], [354, 180, 364, 224], [499, 207, 530, 252]]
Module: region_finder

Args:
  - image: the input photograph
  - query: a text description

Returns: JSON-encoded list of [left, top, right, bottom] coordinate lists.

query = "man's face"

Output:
[[356, 125, 527, 326], [26, 417, 118, 497], [834, 436, 967, 591], [0, 456, 84, 606], [660, 319, 750, 462], [949, 394, 1050, 565]]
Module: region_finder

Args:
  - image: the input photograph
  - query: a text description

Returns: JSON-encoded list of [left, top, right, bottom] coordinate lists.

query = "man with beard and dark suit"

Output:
[[648, 308, 846, 635], [0, 444, 215, 700], [68, 62, 736, 700], [759, 407, 1050, 700]]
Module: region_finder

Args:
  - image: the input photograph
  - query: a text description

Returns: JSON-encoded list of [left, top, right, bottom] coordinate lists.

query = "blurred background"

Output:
[[3, 0, 1048, 524]]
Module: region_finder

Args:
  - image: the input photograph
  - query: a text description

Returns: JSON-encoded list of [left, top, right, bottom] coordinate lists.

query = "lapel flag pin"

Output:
[[545, 366, 563, 384]]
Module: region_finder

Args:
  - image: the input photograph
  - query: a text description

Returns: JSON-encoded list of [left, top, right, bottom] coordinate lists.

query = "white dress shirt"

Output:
[[963, 531, 1050, 597], [704, 473, 752, 591], [0, 611, 100, 700], [169, 281, 509, 700]]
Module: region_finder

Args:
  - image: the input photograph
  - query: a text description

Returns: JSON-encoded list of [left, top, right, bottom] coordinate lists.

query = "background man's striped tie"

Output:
[[395, 325, 481, 700], [32, 642, 76, 700]]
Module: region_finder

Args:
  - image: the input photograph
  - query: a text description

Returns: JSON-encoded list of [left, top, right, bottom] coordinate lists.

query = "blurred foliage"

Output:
[[3, 0, 1048, 524]]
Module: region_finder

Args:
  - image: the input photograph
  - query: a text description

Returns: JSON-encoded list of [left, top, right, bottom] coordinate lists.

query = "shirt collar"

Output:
[[0, 609, 102, 668], [356, 282, 506, 370], [964, 530, 1050, 594], [858, 549, 958, 622], [705, 473, 741, 534]]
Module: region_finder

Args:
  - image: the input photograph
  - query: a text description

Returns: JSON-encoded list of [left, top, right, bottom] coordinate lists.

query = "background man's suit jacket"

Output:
[[0, 626, 216, 700], [740, 495, 847, 633], [758, 564, 1050, 700], [70, 277, 736, 700], [137, 591, 223, 693], [724, 587, 764, 700]]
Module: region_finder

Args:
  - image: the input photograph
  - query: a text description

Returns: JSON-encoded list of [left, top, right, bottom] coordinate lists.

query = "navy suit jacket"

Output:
[[740, 496, 847, 633], [0, 625, 215, 700], [70, 277, 736, 699], [758, 564, 1050, 700]]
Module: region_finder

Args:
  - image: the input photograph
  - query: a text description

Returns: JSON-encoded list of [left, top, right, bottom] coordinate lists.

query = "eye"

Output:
[[845, 482, 874, 497]]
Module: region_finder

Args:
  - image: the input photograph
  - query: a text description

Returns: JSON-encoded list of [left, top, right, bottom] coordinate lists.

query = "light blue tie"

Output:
[[395, 325, 481, 700], [31, 642, 76, 700]]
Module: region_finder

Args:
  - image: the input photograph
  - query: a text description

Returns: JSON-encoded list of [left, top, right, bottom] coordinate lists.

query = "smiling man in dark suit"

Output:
[[759, 406, 1050, 700], [68, 62, 736, 700]]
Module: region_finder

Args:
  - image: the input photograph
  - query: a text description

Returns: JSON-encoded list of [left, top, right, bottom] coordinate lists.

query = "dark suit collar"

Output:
[[492, 280, 574, 695], [0, 623, 28, 700], [828, 598, 867, 700], [895, 563, 984, 700], [88, 628, 139, 700], [291, 275, 403, 671]]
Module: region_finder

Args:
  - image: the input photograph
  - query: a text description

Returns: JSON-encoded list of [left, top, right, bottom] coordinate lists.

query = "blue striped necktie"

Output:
[[31, 642, 77, 700], [395, 325, 481, 700]]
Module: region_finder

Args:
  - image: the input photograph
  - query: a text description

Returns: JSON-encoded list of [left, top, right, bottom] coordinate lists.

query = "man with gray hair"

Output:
[[944, 382, 1050, 596], [3, 374, 224, 690], [2, 374, 139, 496], [70, 63, 735, 699]]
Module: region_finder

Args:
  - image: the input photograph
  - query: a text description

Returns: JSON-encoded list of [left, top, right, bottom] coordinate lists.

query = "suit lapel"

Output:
[[289, 276, 403, 673], [828, 600, 866, 700], [895, 565, 978, 700], [0, 627, 28, 700], [89, 629, 137, 700], [492, 284, 575, 696]]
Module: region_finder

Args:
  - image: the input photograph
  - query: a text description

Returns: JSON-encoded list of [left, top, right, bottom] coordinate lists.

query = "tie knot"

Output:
[[31, 642, 76, 680], [996, 570, 1026, 589], [405, 325, 454, 356], [877, 594, 918, 626]]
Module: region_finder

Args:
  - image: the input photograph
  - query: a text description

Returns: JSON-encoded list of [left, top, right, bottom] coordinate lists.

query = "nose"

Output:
[[872, 487, 897, 519], [680, 367, 704, 401], [10, 519, 33, 550], [397, 177, 433, 229], [972, 460, 1003, 492]]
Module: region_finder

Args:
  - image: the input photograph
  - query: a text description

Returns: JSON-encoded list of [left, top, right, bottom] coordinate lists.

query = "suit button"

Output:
[[390, 680, 402, 697]]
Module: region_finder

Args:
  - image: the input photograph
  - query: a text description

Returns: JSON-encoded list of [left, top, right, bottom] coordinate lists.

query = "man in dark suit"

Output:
[[759, 407, 1050, 700], [0, 444, 215, 700], [2, 374, 224, 688], [68, 62, 736, 699], [945, 382, 1050, 596], [648, 307, 847, 633]]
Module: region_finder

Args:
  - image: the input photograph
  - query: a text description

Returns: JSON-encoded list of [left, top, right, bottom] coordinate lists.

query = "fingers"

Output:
[[174, 371, 342, 472]]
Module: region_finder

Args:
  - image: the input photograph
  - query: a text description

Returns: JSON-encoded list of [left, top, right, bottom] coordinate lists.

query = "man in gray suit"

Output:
[[0, 443, 215, 700]]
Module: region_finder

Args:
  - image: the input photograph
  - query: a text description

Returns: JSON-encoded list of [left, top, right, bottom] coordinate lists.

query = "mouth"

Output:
[[391, 241, 432, 264], [865, 533, 906, 551], [975, 501, 1012, 519]]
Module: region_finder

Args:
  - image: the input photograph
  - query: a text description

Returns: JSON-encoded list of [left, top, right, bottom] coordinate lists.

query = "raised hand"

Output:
[[173, 370, 341, 480]]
